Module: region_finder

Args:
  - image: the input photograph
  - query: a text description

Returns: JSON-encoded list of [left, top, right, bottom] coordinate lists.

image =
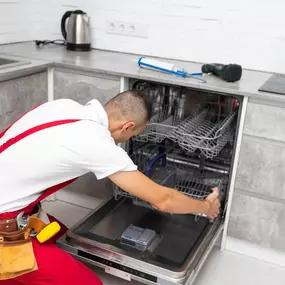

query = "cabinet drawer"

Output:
[[244, 102, 285, 142]]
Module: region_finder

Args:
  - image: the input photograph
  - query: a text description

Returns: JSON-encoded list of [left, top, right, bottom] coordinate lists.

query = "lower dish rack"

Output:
[[114, 150, 227, 215], [114, 171, 226, 207]]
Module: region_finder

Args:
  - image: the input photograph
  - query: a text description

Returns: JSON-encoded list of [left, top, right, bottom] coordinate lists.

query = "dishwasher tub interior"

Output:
[[59, 80, 242, 284]]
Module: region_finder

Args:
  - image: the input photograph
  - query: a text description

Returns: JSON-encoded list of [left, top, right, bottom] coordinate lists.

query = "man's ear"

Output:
[[123, 121, 136, 131]]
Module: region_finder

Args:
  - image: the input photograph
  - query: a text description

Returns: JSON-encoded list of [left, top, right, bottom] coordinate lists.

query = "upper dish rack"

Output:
[[133, 105, 189, 143], [134, 106, 237, 159], [178, 110, 237, 159]]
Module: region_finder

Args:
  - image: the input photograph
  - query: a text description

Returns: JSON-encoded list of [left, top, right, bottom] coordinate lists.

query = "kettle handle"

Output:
[[61, 11, 72, 40]]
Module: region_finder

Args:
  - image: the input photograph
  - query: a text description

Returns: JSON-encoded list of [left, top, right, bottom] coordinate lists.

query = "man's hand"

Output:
[[204, 187, 220, 219]]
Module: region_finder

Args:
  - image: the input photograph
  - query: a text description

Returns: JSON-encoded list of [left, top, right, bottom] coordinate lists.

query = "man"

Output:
[[0, 91, 220, 285]]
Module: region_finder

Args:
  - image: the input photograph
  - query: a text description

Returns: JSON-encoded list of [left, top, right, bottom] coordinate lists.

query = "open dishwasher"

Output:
[[57, 79, 242, 285]]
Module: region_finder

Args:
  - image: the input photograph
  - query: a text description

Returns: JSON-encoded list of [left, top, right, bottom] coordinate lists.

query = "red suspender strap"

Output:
[[0, 104, 42, 139], [0, 120, 79, 153], [0, 117, 81, 219]]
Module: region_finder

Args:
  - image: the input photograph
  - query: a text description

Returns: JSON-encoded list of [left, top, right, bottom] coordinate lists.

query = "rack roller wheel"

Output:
[[36, 221, 61, 243]]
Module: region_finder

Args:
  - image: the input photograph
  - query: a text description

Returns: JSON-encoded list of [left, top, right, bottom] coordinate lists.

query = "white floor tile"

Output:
[[195, 247, 285, 285]]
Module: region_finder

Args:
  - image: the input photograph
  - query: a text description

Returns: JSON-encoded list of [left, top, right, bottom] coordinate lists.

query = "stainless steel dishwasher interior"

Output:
[[59, 79, 243, 285], [0, 57, 30, 70]]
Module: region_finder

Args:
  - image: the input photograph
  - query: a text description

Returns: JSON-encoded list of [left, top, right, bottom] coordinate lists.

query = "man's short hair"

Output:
[[104, 90, 152, 126]]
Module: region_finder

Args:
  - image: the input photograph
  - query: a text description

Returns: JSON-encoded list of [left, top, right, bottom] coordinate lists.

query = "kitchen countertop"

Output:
[[0, 41, 284, 103], [0, 53, 49, 82]]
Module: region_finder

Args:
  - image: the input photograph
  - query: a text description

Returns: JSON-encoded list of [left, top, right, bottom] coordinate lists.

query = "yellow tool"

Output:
[[17, 212, 61, 243], [29, 217, 61, 243], [36, 221, 61, 243]]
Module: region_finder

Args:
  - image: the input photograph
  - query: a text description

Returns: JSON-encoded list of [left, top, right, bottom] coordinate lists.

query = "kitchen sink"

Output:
[[0, 57, 30, 70], [0, 58, 18, 65]]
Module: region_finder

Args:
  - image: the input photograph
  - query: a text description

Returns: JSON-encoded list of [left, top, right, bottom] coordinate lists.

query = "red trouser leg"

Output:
[[0, 215, 102, 285], [0, 281, 20, 285]]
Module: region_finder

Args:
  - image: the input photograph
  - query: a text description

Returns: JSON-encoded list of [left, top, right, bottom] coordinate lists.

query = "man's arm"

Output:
[[109, 170, 220, 218]]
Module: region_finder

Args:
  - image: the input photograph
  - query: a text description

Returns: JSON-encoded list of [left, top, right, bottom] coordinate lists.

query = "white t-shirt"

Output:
[[0, 99, 137, 213]]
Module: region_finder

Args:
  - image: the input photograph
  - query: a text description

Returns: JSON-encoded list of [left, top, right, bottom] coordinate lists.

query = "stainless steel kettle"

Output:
[[61, 10, 91, 51]]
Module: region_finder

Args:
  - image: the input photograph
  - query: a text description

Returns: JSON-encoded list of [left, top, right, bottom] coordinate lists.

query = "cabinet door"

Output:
[[54, 68, 121, 203], [228, 192, 285, 253], [243, 102, 285, 142], [54, 69, 120, 105], [0, 72, 47, 131], [235, 139, 285, 199], [229, 134, 285, 254]]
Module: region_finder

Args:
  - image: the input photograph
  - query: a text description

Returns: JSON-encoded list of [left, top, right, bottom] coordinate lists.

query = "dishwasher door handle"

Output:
[[145, 153, 166, 177]]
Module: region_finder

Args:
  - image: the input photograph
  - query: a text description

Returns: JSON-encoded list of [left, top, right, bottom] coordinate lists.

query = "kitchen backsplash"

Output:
[[0, 1, 36, 43], [1, 0, 285, 73]]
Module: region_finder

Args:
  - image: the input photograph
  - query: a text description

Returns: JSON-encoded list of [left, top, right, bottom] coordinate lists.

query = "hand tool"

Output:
[[16, 211, 61, 242], [16, 211, 31, 230], [201, 63, 242, 82]]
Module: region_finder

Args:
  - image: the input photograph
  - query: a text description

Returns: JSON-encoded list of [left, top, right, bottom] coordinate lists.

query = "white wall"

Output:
[[1, 0, 285, 73], [0, 0, 37, 44]]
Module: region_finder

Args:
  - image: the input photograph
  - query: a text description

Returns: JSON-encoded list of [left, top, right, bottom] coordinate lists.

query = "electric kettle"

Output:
[[61, 10, 91, 51]]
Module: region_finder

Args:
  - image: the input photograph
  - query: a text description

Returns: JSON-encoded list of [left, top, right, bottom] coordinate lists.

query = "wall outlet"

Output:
[[106, 21, 149, 38]]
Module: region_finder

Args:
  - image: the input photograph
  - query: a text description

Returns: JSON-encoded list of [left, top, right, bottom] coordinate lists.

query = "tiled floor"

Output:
[[43, 200, 285, 285], [194, 247, 285, 285]]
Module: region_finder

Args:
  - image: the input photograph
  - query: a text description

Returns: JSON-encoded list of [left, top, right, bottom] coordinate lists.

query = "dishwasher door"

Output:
[[57, 197, 224, 285]]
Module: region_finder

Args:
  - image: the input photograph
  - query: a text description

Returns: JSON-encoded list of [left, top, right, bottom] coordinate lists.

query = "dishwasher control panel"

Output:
[[120, 225, 156, 252]]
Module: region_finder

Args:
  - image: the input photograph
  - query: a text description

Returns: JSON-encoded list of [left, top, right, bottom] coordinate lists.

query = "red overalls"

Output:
[[0, 105, 102, 285]]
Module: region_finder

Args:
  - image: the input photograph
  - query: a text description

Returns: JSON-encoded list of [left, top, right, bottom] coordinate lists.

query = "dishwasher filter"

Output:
[[121, 225, 156, 251]]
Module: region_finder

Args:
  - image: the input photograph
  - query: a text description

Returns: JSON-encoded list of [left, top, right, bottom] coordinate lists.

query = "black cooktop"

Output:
[[259, 74, 285, 96]]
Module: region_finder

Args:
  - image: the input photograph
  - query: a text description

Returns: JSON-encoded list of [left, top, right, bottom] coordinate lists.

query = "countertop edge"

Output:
[[0, 63, 50, 82], [0, 42, 285, 105], [54, 62, 285, 103]]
